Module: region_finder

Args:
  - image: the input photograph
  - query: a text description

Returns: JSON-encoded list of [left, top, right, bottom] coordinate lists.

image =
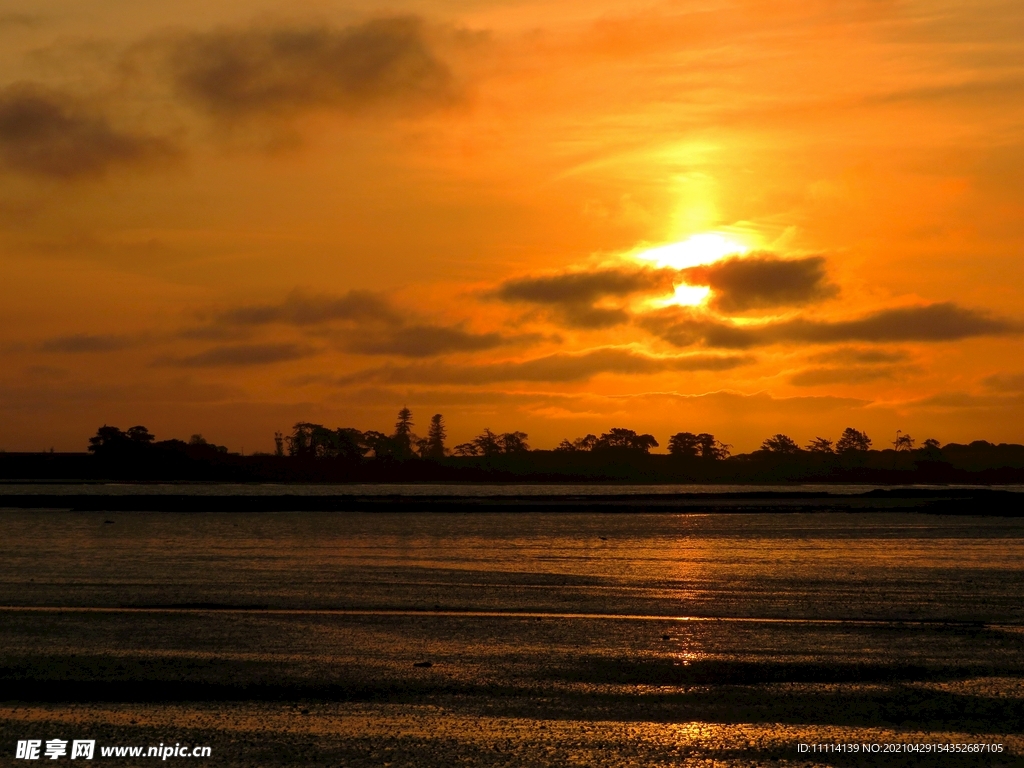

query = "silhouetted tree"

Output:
[[498, 431, 530, 453], [668, 432, 701, 457], [475, 428, 502, 456], [362, 430, 394, 459], [392, 407, 415, 459], [274, 432, 285, 457], [892, 431, 915, 452], [422, 414, 447, 459], [454, 428, 530, 457], [806, 437, 834, 453], [286, 422, 366, 459], [696, 433, 731, 460], [335, 428, 368, 460], [88, 425, 127, 453], [555, 435, 598, 452], [126, 426, 155, 444], [594, 428, 659, 454], [761, 434, 800, 453], [922, 438, 941, 450], [836, 427, 872, 453]]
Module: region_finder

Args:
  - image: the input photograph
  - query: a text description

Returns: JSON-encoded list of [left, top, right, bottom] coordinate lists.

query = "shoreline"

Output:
[[1, 487, 1020, 513]]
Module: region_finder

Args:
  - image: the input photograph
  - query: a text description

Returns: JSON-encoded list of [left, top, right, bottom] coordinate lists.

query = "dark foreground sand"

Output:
[[2, 508, 1023, 765]]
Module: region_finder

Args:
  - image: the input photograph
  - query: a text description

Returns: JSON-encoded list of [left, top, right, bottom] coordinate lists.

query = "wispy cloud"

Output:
[[642, 303, 1019, 349], [158, 343, 317, 367], [337, 347, 752, 385], [37, 333, 134, 353]]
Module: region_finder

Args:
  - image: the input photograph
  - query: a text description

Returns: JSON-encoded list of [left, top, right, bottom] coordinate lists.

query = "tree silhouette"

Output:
[[806, 437, 834, 453], [422, 414, 447, 459], [392, 407, 415, 459], [360, 430, 391, 458], [761, 434, 800, 453], [836, 427, 872, 453], [286, 422, 368, 459], [697, 433, 730, 460], [892, 431, 916, 452], [126, 426, 155, 444], [454, 428, 531, 457], [88, 425, 157, 455], [274, 432, 284, 457], [668, 432, 700, 457], [554, 434, 598, 452], [498, 431, 529, 453], [594, 428, 659, 453], [88, 425, 127, 453]]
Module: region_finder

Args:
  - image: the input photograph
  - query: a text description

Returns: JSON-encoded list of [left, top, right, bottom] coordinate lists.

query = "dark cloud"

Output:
[[37, 334, 133, 353], [167, 17, 456, 117], [681, 253, 836, 312], [983, 372, 1024, 392], [337, 347, 752, 385], [494, 267, 674, 328], [496, 267, 672, 305], [0, 84, 175, 179], [217, 290, 400, 326], [160, 343, 317, 367], [642, 303, 1018, 349], [212, 290, 532, 357], [345, 324, 536, 357]]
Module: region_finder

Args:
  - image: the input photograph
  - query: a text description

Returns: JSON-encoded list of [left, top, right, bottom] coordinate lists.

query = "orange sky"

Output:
[[1, 0, 1022, 453]]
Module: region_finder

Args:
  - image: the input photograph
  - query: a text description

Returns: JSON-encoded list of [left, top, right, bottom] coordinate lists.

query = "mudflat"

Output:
[[2, 507, 1023, 765]]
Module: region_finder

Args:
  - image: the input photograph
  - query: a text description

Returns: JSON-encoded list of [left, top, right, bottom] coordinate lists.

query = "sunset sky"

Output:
[[1, 0, 1022, 453]]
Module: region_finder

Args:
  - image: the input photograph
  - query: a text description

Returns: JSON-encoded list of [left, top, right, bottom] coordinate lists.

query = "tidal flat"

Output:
[[1, 506, 1023, 766]]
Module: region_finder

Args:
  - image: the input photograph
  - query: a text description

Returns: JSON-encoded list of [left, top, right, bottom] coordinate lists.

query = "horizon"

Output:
[[3, 0, 1024, 453]]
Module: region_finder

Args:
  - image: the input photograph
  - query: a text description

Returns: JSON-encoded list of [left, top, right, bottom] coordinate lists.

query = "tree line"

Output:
[[265, 409, 936, 462], [84, 409, 943, 462]]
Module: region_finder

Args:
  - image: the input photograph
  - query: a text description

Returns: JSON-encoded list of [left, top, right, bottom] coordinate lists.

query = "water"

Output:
[[1, 508, 1023, 766], [3, 481, 1023, 495]]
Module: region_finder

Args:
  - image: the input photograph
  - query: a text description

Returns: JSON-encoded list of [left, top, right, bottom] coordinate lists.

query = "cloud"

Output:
[[790, 366, 897, 387], [337, 347, 752, 385], [0, 84, 175, 179], [211, 290, 531, 357], [167, 17, 456, 117], [680, 253, 836, 312], [37, 334, 134, 353], [159, 343, 317, 367], [642, 303, 1018, 349], [807, 347, 909, 364], [217, 290, 400, 326], [345, 324, 536, 357], [494, 267, 674, 328], [983, 372, 1024, 392]]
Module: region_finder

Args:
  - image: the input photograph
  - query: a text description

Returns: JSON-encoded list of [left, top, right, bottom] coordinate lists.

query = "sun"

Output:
[[632, 232, 750, 307], [633, 233, 750, 270]]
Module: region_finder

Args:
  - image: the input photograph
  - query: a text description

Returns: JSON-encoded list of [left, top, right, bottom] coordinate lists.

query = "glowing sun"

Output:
[[634, 233, 749, 270], [633, 233, 750, 307]]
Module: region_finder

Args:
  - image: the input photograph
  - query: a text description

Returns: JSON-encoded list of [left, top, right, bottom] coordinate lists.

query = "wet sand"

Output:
[[1, 508, 1023, 765]]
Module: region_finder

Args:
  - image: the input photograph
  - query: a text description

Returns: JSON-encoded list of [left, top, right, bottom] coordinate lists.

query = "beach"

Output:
[[2, 495, 1023, 765]]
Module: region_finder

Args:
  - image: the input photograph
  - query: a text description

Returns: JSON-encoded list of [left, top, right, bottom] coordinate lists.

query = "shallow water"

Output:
[[1, 510, 1023, 765], [3, 481, 1023, 495]]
